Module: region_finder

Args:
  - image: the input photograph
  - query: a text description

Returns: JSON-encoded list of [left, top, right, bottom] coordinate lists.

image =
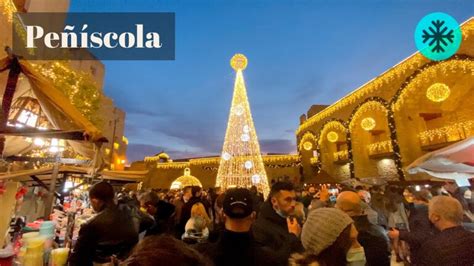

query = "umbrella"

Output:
[[407, 137, 474, 186]]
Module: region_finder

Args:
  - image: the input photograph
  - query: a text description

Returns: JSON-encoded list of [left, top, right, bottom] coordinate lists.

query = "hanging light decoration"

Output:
[[426, 83, 450, 102], [361, 117, 376, 131], [327, 131, 339, 143], [222, 152, 231, 161], [303, 141, 313, 151]]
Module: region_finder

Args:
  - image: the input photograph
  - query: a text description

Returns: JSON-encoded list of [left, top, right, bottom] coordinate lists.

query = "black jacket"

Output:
[[252, 201, 303, 264], [399, 203, 436, 264], [146, 200, 176, 236], [69, 205, 138, 266], [353, 215, 391, 266], [195, 230, 280, 266], [417, 226, 474, 266]]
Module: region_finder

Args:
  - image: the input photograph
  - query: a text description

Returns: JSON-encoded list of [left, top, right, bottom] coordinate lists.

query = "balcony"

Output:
[[333, 150, 349, 164], [367, 140, 393, 159], [419, 120, 474, 151], [310, 157, 319, 165]]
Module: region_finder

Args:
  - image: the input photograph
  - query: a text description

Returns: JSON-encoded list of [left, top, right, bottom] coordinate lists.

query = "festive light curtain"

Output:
[[215, 54, 270, 197]]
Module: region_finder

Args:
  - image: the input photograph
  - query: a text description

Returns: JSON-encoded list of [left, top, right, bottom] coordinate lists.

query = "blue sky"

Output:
[[70, 0, 473, 163]]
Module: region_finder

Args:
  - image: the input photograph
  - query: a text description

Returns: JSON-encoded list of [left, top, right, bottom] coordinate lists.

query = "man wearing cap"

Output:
[[252, 182, 304, 263], [195, 188, 279, 266]]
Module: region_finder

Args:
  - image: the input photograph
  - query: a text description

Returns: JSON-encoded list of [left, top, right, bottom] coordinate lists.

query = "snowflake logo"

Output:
[[422, 20, 454, 53], [415, 12, 462, 61]]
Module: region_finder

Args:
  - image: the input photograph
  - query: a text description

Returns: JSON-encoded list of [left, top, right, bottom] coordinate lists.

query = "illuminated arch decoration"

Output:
[[298, 131, 317, 151], [388, 55, 474, 180], [347, 97, 403, 179], [315, 119, 349, 173], [391, 55, 474, 112]]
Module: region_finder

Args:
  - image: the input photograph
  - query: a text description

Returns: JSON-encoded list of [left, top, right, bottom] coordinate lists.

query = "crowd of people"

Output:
[[68, 180, 474, 266]]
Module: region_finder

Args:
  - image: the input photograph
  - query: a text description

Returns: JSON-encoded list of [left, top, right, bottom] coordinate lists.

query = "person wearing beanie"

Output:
[[195, 188, 280, 266], [291, 208, 366, 266]]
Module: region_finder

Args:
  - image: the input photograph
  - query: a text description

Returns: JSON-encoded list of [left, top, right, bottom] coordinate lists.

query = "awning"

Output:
[[407, 137, 474, 186], [0, 167, 147, 182]]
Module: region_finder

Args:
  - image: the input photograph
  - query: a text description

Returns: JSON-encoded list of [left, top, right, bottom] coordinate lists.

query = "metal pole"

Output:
[[44, 154, 60, 219]]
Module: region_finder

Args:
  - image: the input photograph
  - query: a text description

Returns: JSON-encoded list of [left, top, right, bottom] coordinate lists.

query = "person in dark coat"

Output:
[[140, 191, 176, 236], [70, 182, 138, 266], [388, 189, 435, 265], [336, 191, 391, 266], [178, 186, 204, 237], [195, 188, 280, 266], [417, 196, 474, 266], [252, 182, 303, 264]]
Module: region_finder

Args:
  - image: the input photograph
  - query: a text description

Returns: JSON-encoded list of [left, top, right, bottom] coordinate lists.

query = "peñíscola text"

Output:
[[26, 24, 162, 49]]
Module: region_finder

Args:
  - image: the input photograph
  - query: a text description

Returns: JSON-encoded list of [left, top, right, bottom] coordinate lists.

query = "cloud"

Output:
[[260, 138, 296, 154]]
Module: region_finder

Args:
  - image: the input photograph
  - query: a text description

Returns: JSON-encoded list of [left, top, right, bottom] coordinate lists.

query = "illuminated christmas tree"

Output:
[[215, 54, 270, 197]]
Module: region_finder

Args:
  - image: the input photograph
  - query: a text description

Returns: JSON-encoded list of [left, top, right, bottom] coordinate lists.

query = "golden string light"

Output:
[[299, 131, 316, 151], [418, 120, 474, 146], [303, 141, 313, 151], [367, 140, 393, 156], [426, 83, 451, 102], [333, 150, 349, 161], [216, 54, 270, 197]]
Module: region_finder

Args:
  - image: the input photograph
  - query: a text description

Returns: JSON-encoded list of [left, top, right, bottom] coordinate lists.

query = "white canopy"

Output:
[[407, 137, 474, 186]]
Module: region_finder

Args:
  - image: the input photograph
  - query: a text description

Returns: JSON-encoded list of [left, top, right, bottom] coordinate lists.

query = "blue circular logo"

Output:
[[415, 12, 462, 61]]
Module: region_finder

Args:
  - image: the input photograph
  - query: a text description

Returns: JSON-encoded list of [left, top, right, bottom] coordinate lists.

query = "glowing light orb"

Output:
[[241, 133, 250, 142], [361, 117, 376, 131], [243, 125, 250, 133], [222, 152, 231, 161], [233, 104, 244, 116], [252, 174, 261, 184], [426, 83, 450, 102], [230, 53, 248, 71], [303, 141, 313, 151], [327, 131, 339, 143], [244, 160, 253, 169]]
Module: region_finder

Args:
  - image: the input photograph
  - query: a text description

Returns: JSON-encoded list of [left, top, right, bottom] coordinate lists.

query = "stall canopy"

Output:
[[407, 137, 474, 186], [0, 166, 147, 183], [0, 56, 106, 160]]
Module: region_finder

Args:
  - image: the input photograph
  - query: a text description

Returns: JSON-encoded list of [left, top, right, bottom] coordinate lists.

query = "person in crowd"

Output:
[[120, 235, 211, 266], [118, 190, 154, 235], [249, 185, 264, 213], [357, 189, 378, 225], [208, 192, 226, 242], [70, 182, 138, 266], [179, 186, 205, 236], [369, 186, 389, 229], [252, 182, 304, 263], [294, 201, 306, 225], [140, 191, 176, 236], [182, 202, 211, 242], [301, 186, 316, 208], [289, 207, 366, 266], [388, 188, 435, 265], [417, 196, 474, 266], [173, 186, 192, 227], [336, 191, 390, 266], [195, 188, 280, 266], [444, 181, 474, 217]]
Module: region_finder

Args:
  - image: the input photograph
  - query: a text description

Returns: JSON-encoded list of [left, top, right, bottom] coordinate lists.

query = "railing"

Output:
[[367, 140, 393, 156], [418, 120, 474, 147]]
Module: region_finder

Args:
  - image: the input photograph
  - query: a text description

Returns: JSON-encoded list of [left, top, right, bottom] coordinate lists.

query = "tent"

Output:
[[407, 136, 474, 186]]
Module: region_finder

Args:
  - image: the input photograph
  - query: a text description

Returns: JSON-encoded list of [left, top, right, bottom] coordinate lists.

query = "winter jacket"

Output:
[[252, 201, 304, 264], [352, 215, 391, 266], [195, 230, 281, 266], [146, 200, 176, 236], [69, 205, 138, 266]]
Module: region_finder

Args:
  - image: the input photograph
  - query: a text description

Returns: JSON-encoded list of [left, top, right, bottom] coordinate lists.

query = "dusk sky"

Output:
[[70, 0, 473, 163]]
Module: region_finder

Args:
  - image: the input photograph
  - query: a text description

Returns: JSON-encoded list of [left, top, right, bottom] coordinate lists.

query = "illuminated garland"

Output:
[[367, 140, 393, 156], [333, 150, 349, 161], [1, 0, 16, 22], [156, 162, 189, 169], [418, 120, 474, 146], [34, 62, 102, 126], [349, 101, 387, 131], [298, 132, 317, 151], [297, 18, 474, 136]]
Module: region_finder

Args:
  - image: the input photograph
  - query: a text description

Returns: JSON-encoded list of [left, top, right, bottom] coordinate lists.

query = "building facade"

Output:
[[296, 18, 474, 183]]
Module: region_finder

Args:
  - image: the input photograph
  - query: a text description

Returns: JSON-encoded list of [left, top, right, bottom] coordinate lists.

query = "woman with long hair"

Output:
[[182, 202, 211, 243]]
